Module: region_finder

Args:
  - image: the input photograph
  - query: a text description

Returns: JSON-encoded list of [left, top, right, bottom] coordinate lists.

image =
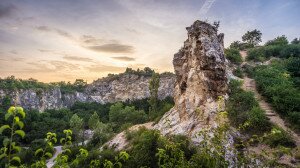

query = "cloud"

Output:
[[81, 35, 103, 45], [111, 56, 135, 61], [63, 55, 94, 62], [0, 3, 16, 19], [36, 26, 73, 39], [87, 65, 125, 72], [88, 43, 134, 53], [38, 49, 53, 53]]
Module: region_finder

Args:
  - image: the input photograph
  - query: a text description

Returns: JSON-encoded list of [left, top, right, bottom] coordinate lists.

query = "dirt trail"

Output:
[[240, 51, 300, 147], [46, 146, 62, 168]]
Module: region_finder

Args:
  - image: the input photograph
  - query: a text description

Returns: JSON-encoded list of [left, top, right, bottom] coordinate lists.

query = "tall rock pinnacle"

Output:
[[155, 20, 228, 142]]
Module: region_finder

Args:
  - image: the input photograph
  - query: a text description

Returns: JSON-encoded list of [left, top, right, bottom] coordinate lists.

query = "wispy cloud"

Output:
[[63, 55, 94, 62], [111, 56, 135, 61], [36, 26, 73, 39], [88, 43, 134, 53]]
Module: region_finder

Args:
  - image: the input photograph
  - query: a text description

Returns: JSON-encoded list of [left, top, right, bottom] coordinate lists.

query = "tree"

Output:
[[265, 35, 288, 46], [88, 112, 100, 130], [148, 73, 160, 118], [229, 41, 242, 49], [0, 106, 26, 167], [242, 29, 262, 46], [291, 38, 300, 44], [70, 114, 83, 145]]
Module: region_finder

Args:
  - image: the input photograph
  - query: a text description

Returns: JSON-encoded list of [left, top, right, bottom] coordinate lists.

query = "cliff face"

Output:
[[0, 74, 175, 111], [155, 20, 228, 142]]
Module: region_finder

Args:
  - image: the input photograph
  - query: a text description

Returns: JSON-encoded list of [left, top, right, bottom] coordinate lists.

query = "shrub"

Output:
[[264, 127, 295, 148], [247, 44, 300, 61], [253, 64, 300, 131], [227, 80, 271, 134], [233, 67, 244, 78], [265, 35, 288, 46], [225, 48, 242, 64]]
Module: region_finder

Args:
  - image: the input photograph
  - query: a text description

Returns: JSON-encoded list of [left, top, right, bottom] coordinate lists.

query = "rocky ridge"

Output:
[[0, 73, 175, 111]]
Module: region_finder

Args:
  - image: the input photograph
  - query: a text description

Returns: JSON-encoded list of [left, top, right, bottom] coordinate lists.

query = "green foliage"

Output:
[[232, 67, 243, 78], [265, 35, 288, 46], [247, 44, 300, 61], [229, 41, 254, 50], [90, 121, 113, 147], [32, 132, 57, 167], [291, 37, 300, 44], [148, 72, 160, 119], [70, 114, 84, 144], [242, 29, 262, 46], [51, 79, 87, 94], [0, 106, 26, 167], [227, 80, 271, 134], [263, 127, 295, 148], [109, 102, 147, 131], [224, 48, 242, 65], [0, 76, 52, 90], [253, 63, 300, 131], [88, 112, 100, 130]]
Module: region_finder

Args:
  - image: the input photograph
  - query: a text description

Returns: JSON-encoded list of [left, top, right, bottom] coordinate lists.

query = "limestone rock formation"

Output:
[[0, 73, 175, 111], [155, 20, 228, 142]]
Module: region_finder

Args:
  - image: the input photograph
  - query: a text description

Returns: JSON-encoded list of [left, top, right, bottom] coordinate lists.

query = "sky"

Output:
[[0, 0, 299, 83]]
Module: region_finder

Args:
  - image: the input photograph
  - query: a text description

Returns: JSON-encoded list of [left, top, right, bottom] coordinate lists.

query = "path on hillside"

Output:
[[240, 51, 300, 147], [46, 140, 90, 168], [46, 146, 62, 168]]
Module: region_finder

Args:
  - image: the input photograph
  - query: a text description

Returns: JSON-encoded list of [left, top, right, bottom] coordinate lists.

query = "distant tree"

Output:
[[148, 73, 160, 118], [291, 38, 300, 44], [70, 114, 83, 145], [92, 121, 113, 145], [73, 79, 87, 92], [265, 35, 288, 46], [242, 29, 262, 46], [144, 67, 154, 75], [88, 112, 100, 130], [229, 41, 242, 49]]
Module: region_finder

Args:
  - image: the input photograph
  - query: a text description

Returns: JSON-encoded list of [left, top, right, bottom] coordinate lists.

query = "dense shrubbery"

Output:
[[225, 48, 242, 65], [253, 63, 300, 131], [265, 35, 288, 46], [229, 41, 254, 50], [0, 76, 52, 90], [247, 44, 300, 61], [0, 96, 174, 146], [227, 80, 271, 134]]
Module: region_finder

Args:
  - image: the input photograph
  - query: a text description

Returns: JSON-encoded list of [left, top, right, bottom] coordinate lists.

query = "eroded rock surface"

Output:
[[155, 20, 228, 142], [0, 74, 175, 111]]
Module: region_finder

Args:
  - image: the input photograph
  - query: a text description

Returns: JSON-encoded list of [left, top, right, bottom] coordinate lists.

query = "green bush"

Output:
[[233, 67, 244, 78], [225, 48, 242, 64], [265, 35, 288, 46], [247, 44, 300, 61], [253, 64, 300, 131], [227, 80, 271, 134], [264, 127, 295, 148]]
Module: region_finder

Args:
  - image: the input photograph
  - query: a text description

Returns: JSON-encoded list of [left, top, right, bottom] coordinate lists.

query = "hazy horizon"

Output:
[[0, 0, 299, 82]]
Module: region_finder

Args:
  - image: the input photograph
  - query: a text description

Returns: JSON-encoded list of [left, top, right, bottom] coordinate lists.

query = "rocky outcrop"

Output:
[[155, 20, 228, 142], [0, 74, 175, 111]]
